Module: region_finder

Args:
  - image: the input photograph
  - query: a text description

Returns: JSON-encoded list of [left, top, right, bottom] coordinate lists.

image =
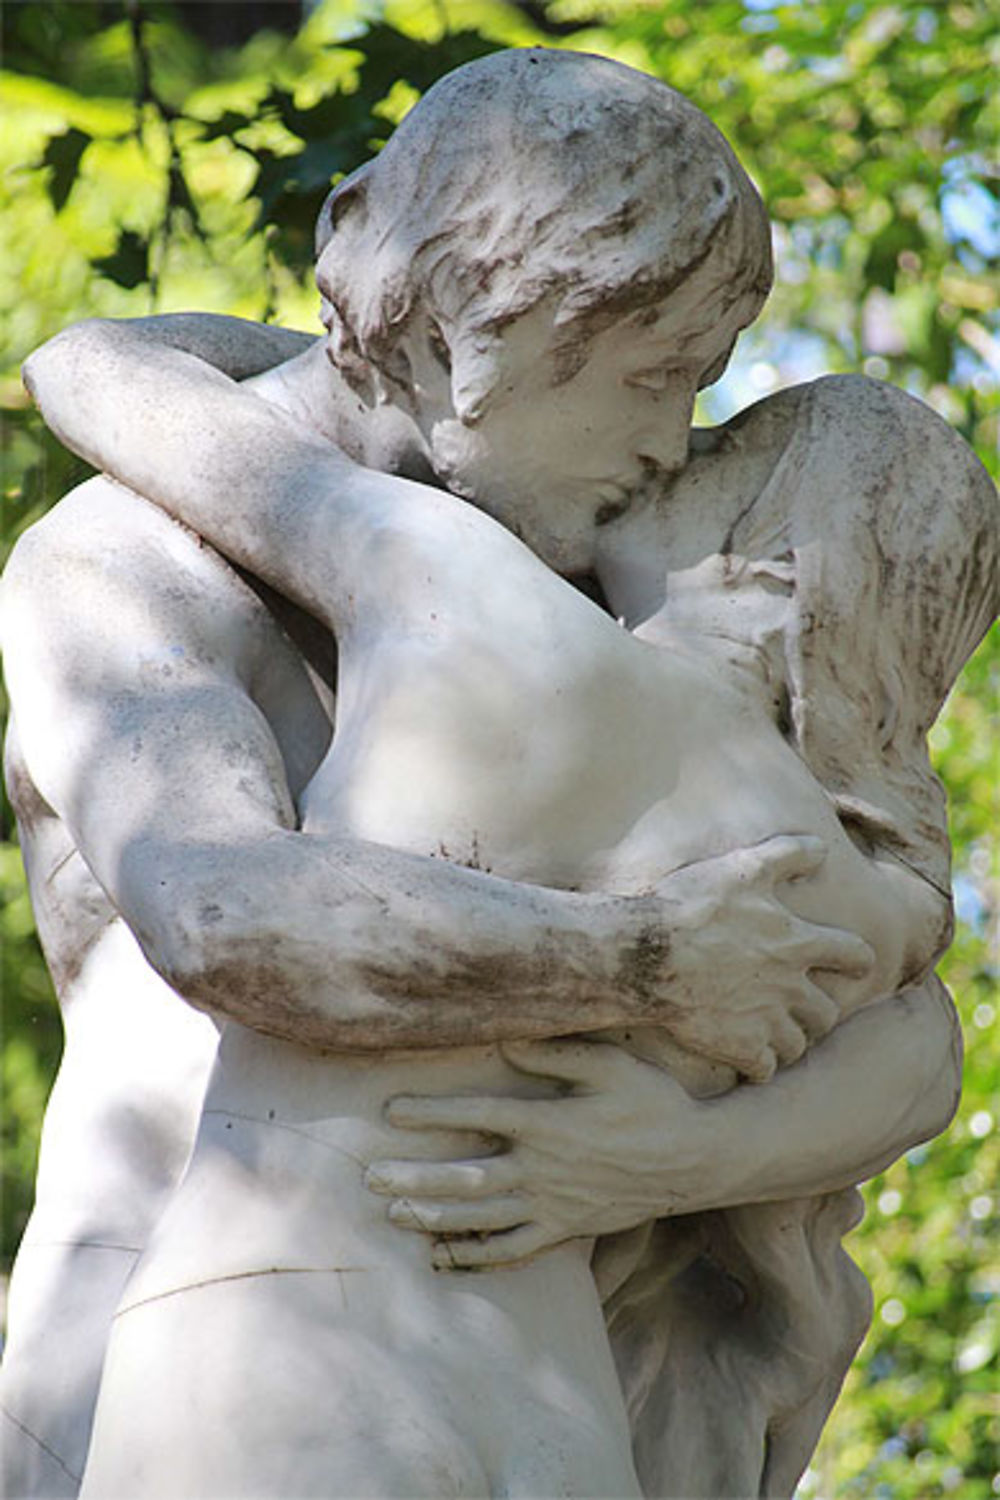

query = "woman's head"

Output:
[[728, 376, 998, 888]]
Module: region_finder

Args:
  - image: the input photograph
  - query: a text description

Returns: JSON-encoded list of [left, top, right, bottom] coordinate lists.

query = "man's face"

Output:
[[420, 291, 750, 576]]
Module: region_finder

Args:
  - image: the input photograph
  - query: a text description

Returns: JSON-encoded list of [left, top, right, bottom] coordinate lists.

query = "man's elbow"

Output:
[[117, 846, 240, 1008], [118, 852, 348, 1047], [131, 900, 283, 1035], [128, 890, 218, 1012]]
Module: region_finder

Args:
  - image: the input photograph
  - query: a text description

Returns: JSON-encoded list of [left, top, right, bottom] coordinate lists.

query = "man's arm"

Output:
[[32, 312, 318, 381], [2, 482, 865, 1051], [0, 482, 626, 1049], [24, 320, 942, 1075]]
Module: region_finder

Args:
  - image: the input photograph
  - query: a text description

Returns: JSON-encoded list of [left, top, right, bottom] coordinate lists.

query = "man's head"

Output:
[[315, 48, 773, 569]]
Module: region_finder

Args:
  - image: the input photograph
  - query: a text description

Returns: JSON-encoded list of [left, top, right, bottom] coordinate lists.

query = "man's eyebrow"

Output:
[[625, 291, 742, 344]]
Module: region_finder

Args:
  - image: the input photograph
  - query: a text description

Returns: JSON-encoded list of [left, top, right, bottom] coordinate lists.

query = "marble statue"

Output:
[[2, 48, 996, 1500]]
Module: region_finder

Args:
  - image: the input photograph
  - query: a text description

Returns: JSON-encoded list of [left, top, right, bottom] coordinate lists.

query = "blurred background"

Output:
[[0, 3, 996, 1495]]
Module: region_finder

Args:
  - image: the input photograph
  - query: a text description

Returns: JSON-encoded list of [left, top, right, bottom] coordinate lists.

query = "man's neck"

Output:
[[246, 341, 437, 485], [593, 495, 673, 628]]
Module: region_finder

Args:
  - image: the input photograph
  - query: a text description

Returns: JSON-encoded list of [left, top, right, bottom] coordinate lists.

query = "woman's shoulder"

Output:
[[698, 373, 987, 479]]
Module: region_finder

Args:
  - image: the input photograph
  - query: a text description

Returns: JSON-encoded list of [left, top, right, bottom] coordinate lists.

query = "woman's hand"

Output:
[[367, 1039, 712, 1269], [367, 980, 961, 1271]]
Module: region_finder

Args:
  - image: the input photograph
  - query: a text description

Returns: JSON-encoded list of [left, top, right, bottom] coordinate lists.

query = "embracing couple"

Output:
[[2, 48, 994, 1500]]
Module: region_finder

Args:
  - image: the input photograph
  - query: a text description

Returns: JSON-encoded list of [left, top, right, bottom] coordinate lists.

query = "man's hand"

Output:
[[652, 835, 874, 1081], [368, 1039, 706, 1269]]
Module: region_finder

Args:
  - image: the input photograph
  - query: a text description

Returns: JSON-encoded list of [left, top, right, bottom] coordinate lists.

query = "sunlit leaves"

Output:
[[806, 626, 1000, 1498]]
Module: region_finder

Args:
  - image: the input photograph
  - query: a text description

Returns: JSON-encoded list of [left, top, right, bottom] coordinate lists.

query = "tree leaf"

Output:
[[41, 126, 91, 214], [92, 229, 149, 289]]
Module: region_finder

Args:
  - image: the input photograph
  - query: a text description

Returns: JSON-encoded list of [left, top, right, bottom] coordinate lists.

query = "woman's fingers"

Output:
[[365, 1156, 518, 1199], [387, 1194, 529, 1234], [501, 1037, 622, 1089], [431, 1224, 547, 1271], [386, 1093, 525, 1137]]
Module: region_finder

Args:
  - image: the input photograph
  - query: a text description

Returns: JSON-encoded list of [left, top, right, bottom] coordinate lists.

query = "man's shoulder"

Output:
[[2, 476, 268, 656], [8, 474, 230, 587]]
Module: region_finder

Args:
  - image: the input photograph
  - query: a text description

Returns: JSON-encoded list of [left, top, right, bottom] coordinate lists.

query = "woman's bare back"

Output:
[[302, 487, 842, 890]]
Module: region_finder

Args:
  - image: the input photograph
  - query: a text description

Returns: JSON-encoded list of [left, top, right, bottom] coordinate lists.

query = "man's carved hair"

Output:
[[316, 49, 773, 420]]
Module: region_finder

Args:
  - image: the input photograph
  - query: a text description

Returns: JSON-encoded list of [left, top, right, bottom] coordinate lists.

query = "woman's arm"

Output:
[[366, 976, 961, 1266], [44, 311, 319, 378], [23, 317, 435, 629]]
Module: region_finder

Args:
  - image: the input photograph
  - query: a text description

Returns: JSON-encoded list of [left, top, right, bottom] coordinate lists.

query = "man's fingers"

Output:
[[788, 981, 840, 1042], [432, 1224, 547, 1271], [767, 1011, 810, 1069], [743, 834, 827, 885], [365, 1157, 517, 1199], [388, 1195, 529, 1235], [798, 926, 874, 979], [736, 1042, 779, 1085], [386, 1094, 523, 1138]]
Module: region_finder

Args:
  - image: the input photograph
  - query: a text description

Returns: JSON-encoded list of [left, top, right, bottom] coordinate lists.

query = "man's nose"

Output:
[[635, 374, 698, 475]]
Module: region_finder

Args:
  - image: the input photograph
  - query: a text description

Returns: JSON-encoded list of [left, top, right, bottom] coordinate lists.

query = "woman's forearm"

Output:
[[687, 976, 961, 1209], [23, 318, 409, 623], [364, 977, 962, 1265], [30, 313, 316, 384]]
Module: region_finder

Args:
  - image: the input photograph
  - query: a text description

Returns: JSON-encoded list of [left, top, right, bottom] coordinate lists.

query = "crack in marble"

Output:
[[1, 1402, 83, 1485], [20, 1239, 142, 1254], [115, 1264, 368, 1318], [202, 1108, 367, 1170]]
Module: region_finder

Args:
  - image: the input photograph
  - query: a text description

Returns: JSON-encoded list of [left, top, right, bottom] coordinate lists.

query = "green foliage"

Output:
[[0, 842, 62, 1263], [0, 3, 996, 1493]]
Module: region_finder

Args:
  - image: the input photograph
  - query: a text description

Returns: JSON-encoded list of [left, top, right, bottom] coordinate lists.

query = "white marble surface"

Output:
[[2, 47, 996, 1500]]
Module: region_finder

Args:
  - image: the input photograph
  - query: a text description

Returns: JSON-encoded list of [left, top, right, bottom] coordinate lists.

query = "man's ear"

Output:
[[315, 162, 372, 259], [449, 331, 503, 425]]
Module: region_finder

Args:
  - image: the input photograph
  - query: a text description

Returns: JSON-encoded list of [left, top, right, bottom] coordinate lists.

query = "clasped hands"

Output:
[[366, 833, 873, 1269]]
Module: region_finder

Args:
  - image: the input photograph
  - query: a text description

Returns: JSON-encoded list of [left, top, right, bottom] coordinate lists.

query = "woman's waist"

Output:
[[132, 1029, 541, 1270], [204, 1013, 730, 1166], [208, 1023, 556, 1134], [116, 1104, 468, 1306], [119, 1092, 594, 1314]]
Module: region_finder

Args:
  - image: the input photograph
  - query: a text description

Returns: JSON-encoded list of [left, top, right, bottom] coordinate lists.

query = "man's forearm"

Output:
[[123, 829, 669, 1049], [113, 828, 879, 1057]]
